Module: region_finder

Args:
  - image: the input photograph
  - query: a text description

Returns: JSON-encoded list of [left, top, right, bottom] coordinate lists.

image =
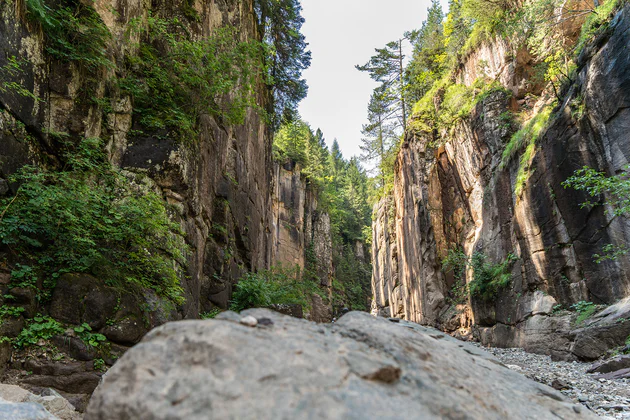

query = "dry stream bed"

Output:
[[477, 345, 630, 419]]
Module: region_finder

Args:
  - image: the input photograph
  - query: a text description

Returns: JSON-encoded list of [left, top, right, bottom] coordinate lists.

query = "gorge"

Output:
[[1, 0, 630, 417]]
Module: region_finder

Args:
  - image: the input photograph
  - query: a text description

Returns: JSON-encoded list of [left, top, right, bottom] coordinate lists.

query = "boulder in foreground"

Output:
[[86, 310, 596, 419]]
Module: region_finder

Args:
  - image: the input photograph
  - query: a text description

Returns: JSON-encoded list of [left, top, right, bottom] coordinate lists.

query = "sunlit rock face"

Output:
[[0, 0, 274, 318], [271, 161, 335, 321], [372, 4, 630, 358]]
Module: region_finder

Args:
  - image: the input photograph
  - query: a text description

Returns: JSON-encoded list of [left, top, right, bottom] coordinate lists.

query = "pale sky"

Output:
[[298, 0, 446, 160]]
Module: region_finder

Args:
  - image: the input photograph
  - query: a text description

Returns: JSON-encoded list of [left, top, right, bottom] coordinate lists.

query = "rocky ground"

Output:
[[477, 345, 630, 419]]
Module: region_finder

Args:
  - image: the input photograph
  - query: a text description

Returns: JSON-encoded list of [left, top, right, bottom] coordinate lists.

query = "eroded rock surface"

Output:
[[0, 384, 81, 420], [86, 310, 595, 419], [371, 3, 630, 359]]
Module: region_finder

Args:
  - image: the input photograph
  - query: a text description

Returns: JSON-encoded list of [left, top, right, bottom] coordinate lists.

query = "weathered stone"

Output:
[[571, 297, 630, 360], [0, 316, 24, 338], [50, 273, 118, 329], [0, 341, 12, 374], [0, 271, 10, 285], [239, 315, 257, 327], [86, 310, 595, 419], [309, 293, 332, 323], [0, 178, 9, 196], [0, 385, 80, 420], [51, 336, 96, 362], [592, 368, 630, 380], [0, 399, 57, 420], [268, 303, 303, 318], [587, 355, 630, 374], [8, 288, 38, 318], [100, 315, 147, 345], [21, 360, 102, 395]]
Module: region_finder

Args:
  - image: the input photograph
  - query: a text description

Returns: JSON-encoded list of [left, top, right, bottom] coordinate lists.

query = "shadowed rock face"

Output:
[[0, 0, 273, 318], [372, 5, 630, 358], [85, 309, 595, 420]]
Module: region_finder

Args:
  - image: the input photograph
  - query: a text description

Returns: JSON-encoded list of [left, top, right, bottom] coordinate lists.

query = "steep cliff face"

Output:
[[372, 4, 630, 358], [272, 161, 369, 322], [0, 0, 273, 319]]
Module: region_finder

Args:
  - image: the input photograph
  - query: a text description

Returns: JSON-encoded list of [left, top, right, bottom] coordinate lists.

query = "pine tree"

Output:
[[359, 88, 398, 189], [356, 38, 408, 129], [254, 0, 312, 128], [405, 0, 447, 102]]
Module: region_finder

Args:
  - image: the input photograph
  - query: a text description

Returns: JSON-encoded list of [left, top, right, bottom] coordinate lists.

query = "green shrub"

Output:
[[571, 301, 598, 325], [230, 266, 317, 313], [73, 323, 107, 348], [442, 249, 516, 302], [200, 308, 222, 319], [563, 164, 630, 263], [15, 315, 64, 348], [469, 253, 517, 301], [501, 107, 552, 168], [0, 305, 25, 319], [442, 248, 470, 304], [121, 16, 263, 143], [0, 138, 187, 304], [25, 0, 112, 70], [575, 0, 624, 57]]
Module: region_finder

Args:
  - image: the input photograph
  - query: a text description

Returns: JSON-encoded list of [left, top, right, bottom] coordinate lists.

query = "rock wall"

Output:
[[271, 161, 335, 321], [372, 4, 630, 359], [370, 197, 403, 318], [0, 0, 273, 319]]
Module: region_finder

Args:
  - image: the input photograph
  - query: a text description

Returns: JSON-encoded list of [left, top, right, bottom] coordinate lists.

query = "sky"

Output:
[[297, 0, 446, 160]]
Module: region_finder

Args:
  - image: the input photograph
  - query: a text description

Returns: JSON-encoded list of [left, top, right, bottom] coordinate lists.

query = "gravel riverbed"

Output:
[[477, 346, 630, 419]]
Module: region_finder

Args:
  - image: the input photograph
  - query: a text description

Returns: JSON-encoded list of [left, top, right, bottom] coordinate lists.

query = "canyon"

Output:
[[1, 0, 630, 417]]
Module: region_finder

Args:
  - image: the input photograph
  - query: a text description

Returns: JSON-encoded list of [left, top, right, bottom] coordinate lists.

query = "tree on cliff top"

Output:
[[255, 0, 311, 129], [405, 0, 447, 102], [359, 87, 399, 193], [356, 38, 408, 129]]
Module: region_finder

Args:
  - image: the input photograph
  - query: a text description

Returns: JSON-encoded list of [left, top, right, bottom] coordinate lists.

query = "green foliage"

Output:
[[405, 0, 447, 103], [571, 301, 597, 325], [230, 266, 317, 313], [200, 308, 222, 319], [73, 323, 107, 348], [0, 56, 40, 101], [93, 358, 106, 372], [0, 138, 187, 304], [563, 164, 630, 262], [15, 315, 64, 349], [25, 0, 112, 70], [442, 249, 516, 302], [442, 248, 470, 305], [333, 244, 372, 311], [500, 107, 553, 196], [121, 18, 263, 143], [575, 0, 625, 57], [0, 305, 25, 318], [254, 0, 311, 126], [563, 165, 630, 217], [469, 252, 517, 301]]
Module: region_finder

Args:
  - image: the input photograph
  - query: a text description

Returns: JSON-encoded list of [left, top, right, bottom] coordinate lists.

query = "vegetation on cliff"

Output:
[[271, 119, 373, 311], [0, 138, 187, 305]]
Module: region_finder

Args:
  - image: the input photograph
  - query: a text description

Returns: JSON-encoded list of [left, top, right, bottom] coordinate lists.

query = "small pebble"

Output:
[[239, 316, 258, 327]]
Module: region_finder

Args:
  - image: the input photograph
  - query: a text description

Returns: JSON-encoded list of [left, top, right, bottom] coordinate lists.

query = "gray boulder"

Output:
[[0, 399, 57, 420], [86, 310, 596, 420], [0, 384, 81, 420], [571, 297, 630, 360], [587, 354, 630, 374]]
